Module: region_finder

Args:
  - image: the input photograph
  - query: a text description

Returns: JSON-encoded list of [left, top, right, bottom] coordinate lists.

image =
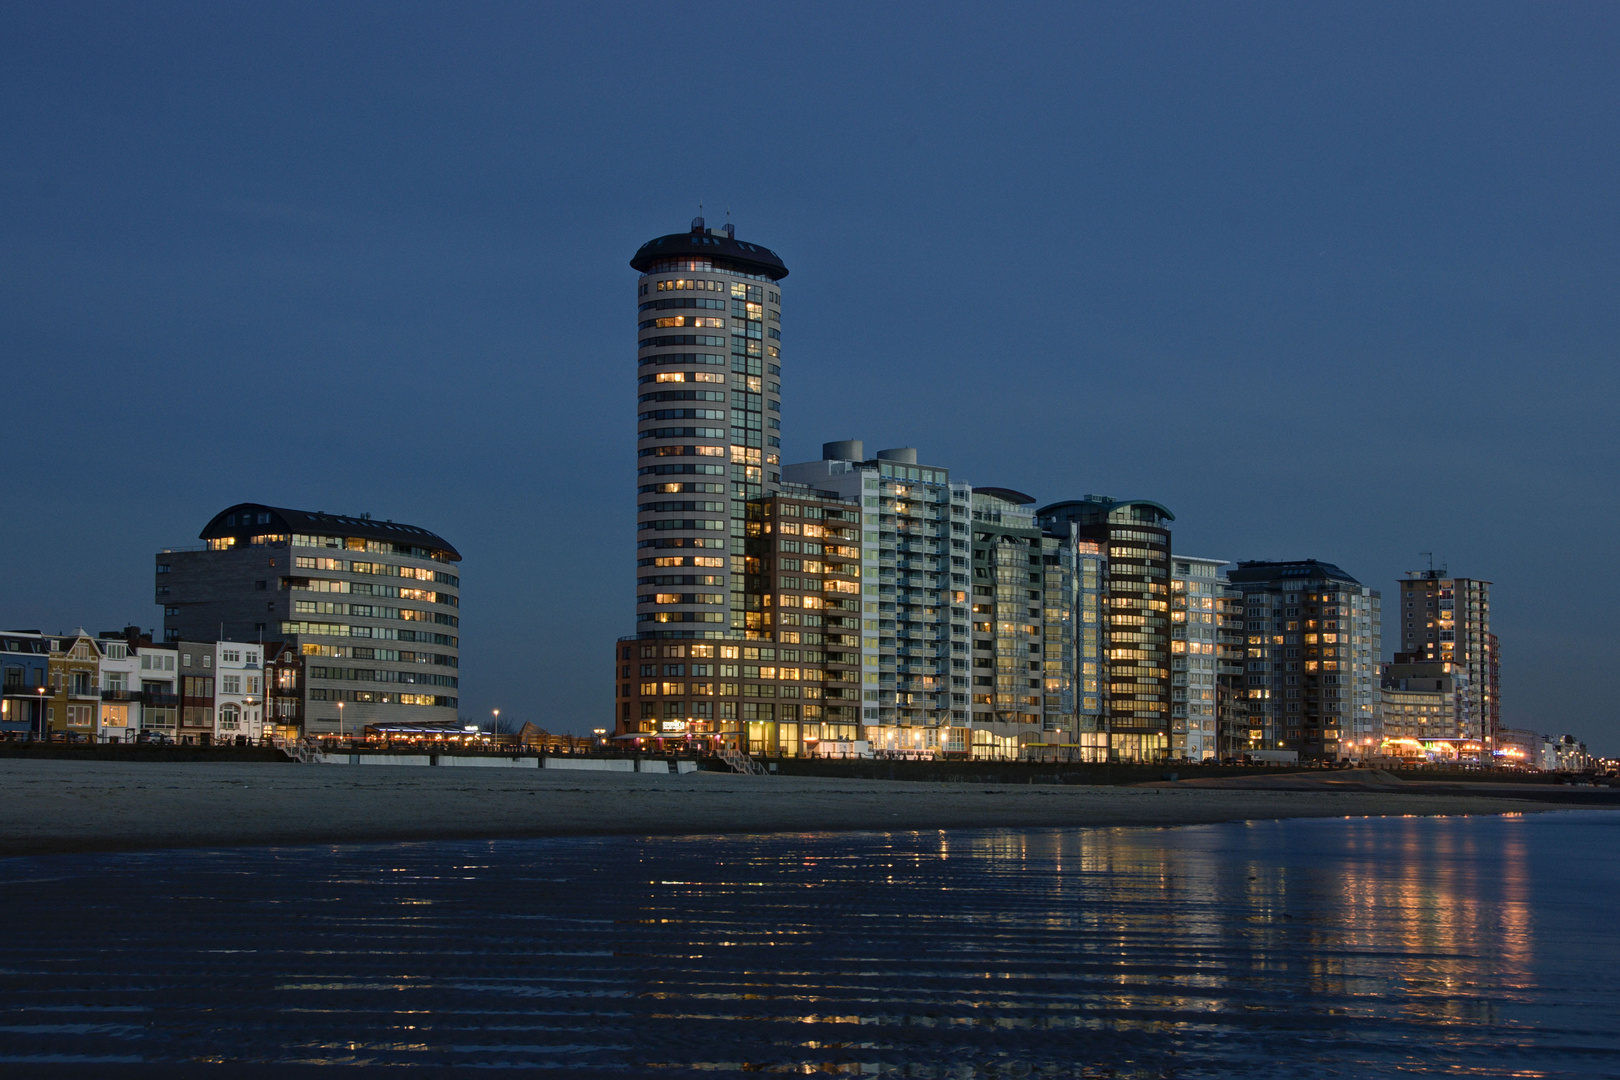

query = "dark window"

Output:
[[255, 580, 267, 591]]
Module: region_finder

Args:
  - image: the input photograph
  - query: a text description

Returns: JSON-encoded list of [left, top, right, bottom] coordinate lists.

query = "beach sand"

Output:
[[0, 759, 1589, 858]]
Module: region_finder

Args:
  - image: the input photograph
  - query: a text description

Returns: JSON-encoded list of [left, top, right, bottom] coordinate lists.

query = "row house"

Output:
[[0, 627, 263, 743]]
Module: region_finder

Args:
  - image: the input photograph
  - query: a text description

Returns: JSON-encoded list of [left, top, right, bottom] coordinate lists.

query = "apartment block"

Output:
[[783, 443, 969, 756], [1170, 556, 1227, 761], [1225, 560, 1382, 761], [1380, 664, 1462, 760], [1395, 572, 1496, 754], [1037, 497, 1175, 762], [617, 486, 863, 754], [962, 488, 1083, 759], [159, 503, 461, 736], [1213, 584, 1250, 759], [632, 218, 788, 641]]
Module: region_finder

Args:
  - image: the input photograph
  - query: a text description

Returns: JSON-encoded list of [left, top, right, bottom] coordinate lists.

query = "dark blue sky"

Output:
[[3, 3, 1616, 749]]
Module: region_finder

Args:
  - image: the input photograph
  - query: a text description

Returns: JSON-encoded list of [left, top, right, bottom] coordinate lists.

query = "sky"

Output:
[[2, 3, 1616, 750]]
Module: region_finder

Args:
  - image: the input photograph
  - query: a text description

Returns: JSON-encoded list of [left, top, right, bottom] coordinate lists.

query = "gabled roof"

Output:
[[199, 504, 460, 561]]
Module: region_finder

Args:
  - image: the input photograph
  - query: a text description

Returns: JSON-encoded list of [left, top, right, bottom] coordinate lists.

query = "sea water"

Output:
[[1, 811, 1618, 1077]]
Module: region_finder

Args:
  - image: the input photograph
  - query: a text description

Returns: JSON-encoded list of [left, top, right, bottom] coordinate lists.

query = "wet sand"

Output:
[[0, 759, 1595, 858]]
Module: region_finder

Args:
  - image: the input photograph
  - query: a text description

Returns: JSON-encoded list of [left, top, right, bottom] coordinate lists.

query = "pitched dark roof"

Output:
[[1226, 559, 1361, 586], [630, 224, 789, 280], [198, 504, 460, 561]]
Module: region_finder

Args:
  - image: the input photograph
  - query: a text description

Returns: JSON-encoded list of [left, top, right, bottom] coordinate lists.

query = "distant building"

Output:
[[1495, 726, 1556, 770], [1379, 664, 1463, 761], [158, 503, 461, 737], [1395, 572, 1496, 756], [1553, 735, 1593, 772], [1041, 528, 1107, 760], [784, 443, 969, 755], [94, 631, 141, 741], [617, 485, 863, 755], [1170, 557, 1228, 762], [1037, 497, 1175, 762], [962, 488, 1063, 759], [135, 638, 179, 738], [1, 632, 52, 738], [44, 631, 102, 739], [631, 218, 788, 640], [212, 641, 265, 742], [1224, 560, 1382, 761], [1213, 579, 1250, 759]]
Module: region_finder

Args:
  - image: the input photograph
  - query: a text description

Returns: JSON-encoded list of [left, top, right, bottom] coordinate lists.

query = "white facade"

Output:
[[784, 445, 970, 754], [213, 641, 264, 741], [96, 637, 140, 741], [1171, 557, 1226, 761], [136, 643, 178, 737]]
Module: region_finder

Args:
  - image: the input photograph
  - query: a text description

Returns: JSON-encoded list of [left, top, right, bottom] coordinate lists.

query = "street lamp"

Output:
[[491, 708, 500, 745], [36, 686, 46, 742], [593, 727, 606, 750], [337, 700, 344, 742]]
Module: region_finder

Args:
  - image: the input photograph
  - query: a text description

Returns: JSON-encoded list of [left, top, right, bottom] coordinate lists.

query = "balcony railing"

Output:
[[144, 692, 179, 707], [101, 689, 138, 702]]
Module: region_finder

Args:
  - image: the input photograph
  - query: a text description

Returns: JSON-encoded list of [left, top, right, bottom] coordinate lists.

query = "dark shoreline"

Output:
[[1, 757, 1615, 861]]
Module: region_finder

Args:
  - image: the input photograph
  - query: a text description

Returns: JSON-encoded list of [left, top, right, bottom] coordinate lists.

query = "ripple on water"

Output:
[[0, 812, 1617, 1076]]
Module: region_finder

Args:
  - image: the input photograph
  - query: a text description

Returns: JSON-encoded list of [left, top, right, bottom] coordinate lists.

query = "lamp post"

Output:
[[36, 685, 46, 742], [337, 700, 344, 743], [491, 708, 500, 746], [593, 727, 606, 750]]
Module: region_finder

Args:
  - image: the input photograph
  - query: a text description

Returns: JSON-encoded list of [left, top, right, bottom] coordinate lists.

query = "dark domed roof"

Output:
[[199, 503, 460, 561], [630, 221, 788, 280]]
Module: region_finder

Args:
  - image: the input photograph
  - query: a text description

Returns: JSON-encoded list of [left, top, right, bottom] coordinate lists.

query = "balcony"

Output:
[[144, 692, 179, 707], [101, 689, 139, 702]]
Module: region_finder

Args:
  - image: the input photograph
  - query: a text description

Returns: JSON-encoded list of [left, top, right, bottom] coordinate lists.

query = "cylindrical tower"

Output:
[[630, 218, 788, 641]]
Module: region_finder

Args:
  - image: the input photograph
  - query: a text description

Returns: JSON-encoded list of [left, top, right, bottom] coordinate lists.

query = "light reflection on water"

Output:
[[0, 812, 1617, 1076]]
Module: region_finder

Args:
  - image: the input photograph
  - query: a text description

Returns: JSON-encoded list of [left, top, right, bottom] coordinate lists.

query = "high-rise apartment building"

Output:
[[1213, 582, 1249, 759], [783, 443, 970, 756], [617, 485, 863, 752], [1170, 556, 1228, 761], [964, 489, 1060, 757], [1225, 560, 1382, 760], [1037, 498, 1174, 762], [631, 218, 788, 641], [1394, 572, 1496, 755], [158, 503, 461, 736]]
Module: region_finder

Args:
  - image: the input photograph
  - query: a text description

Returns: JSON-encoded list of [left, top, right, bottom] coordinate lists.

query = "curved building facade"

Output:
[[158, 503, 461, 737], [631, 218, 788, 640]]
